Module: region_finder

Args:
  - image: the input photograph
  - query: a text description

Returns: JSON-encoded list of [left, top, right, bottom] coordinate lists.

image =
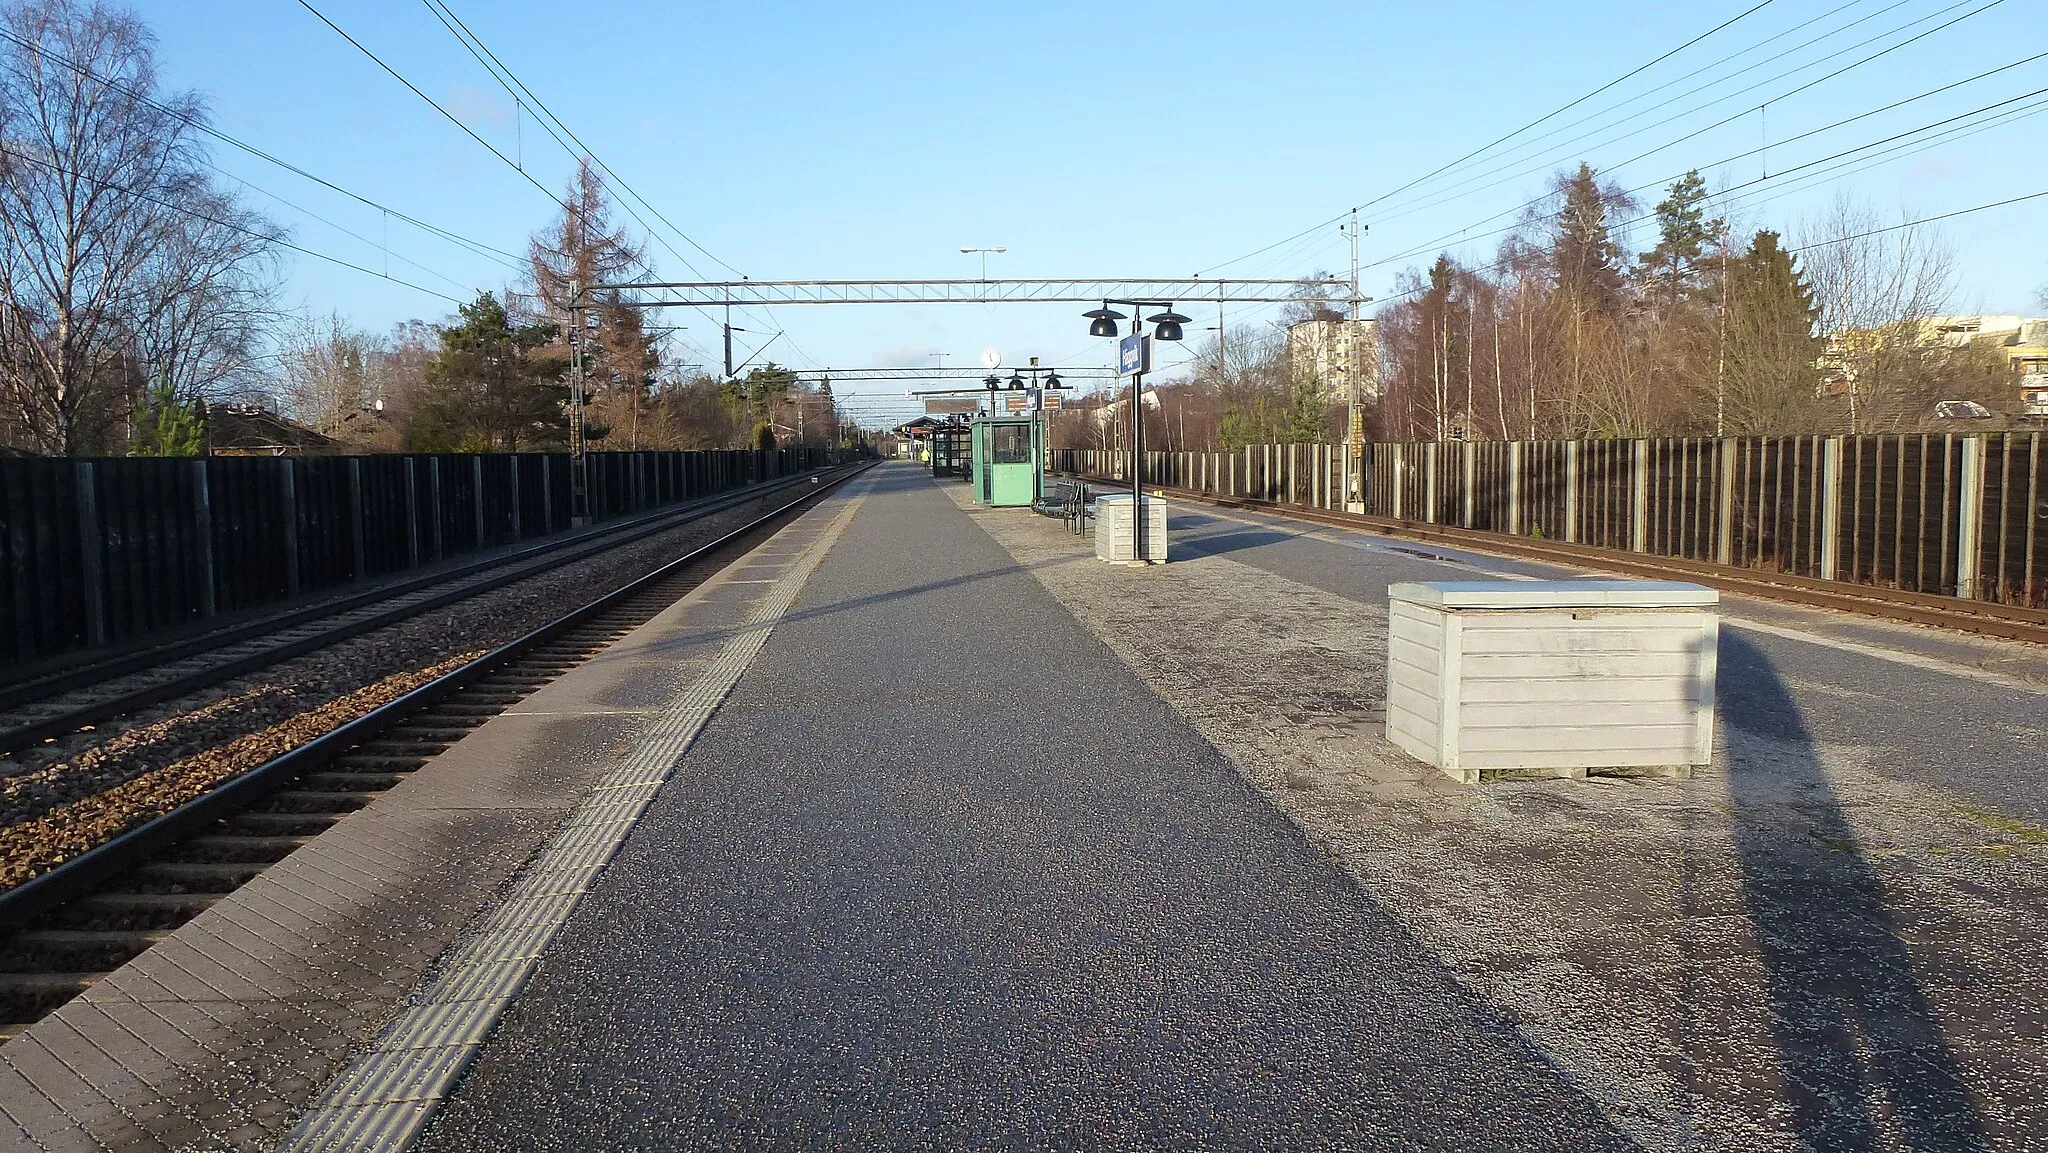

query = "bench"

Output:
[[1033, 479, 1092, 534]]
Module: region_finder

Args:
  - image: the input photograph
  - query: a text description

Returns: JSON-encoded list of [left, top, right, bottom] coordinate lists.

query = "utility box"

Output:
[[1385, 580, 1718, 783], [1094, 493, 1167, 564]]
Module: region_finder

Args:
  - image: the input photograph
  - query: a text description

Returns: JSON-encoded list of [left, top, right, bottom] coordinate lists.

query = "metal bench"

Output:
[[1033, 479, 1092, 534]]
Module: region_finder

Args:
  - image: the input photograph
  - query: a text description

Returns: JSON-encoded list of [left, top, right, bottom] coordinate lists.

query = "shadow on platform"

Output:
[[1713, 630, 1988, 1151], [1166, 527, 1295, 558]]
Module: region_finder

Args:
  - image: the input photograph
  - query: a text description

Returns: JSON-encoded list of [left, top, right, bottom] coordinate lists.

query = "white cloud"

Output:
[[446, 82, 514, 130], [871, 344, 942, 366]]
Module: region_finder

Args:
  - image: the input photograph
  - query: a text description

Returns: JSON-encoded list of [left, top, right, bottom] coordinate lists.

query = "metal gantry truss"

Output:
[[788, 366, 1118, 382], [589, 277, 1360, 308]]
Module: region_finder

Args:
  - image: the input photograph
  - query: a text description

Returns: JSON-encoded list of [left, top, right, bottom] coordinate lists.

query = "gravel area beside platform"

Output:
[[951, 481, 2048, 1152]]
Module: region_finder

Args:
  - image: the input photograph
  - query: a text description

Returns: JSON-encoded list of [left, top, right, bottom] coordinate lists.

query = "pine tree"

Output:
[[130, 374, 205, 456], [410, 293, 567, 451], [1722, 230, 1824, 433], [1635, 171, 1721, 312], [1551, 163, 1629, 317]]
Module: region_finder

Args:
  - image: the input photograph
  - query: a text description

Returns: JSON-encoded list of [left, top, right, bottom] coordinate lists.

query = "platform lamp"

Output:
[[1085, 300, 1189, 562]]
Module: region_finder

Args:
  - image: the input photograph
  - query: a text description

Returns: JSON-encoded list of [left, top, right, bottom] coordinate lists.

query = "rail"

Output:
[[0, 460, 873, 1035]]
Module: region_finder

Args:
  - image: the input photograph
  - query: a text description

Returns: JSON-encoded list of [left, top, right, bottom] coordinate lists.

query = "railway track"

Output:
[[0, 462, 871, 1038], [1078, 476, 2048, 647], [0, 466, 856, 758]]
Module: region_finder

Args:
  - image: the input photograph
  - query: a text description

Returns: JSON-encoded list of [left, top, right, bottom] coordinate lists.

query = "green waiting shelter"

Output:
[[970, 415, 1044, 506]]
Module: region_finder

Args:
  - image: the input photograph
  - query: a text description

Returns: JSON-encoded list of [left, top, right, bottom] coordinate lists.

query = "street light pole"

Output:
[[1086, 299, 1188, 563], [959, 246, 1006, 294]]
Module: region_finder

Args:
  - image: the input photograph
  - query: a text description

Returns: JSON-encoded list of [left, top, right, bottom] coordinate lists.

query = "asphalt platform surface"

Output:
[[414, 465, 1633, 1151]]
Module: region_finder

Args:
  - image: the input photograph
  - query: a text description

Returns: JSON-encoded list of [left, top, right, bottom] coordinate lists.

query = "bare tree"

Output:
[[0, 0, 277, 453], [1801, 195, 1958, 432], [523, 159, 655, 433], [131, 182, 279, 408], [277, 312, 376, 439]]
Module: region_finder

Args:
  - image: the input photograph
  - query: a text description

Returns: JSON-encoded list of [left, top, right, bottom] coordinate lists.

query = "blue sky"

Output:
[[133, 0, 2048, 426]]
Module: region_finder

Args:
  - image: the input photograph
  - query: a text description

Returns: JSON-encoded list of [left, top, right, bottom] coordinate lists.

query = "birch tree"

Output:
[[0, 0, 277, 453]]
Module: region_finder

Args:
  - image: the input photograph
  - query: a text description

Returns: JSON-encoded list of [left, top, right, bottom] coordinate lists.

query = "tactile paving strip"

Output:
[[274, 479, 874, 1152]]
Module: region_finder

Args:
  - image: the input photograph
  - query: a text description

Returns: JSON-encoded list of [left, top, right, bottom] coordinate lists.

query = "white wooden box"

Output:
[[1094, 494, 1168, 563], [1385, 580, 1718, 783]]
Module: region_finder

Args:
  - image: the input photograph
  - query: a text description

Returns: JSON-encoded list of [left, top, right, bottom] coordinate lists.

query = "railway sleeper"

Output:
[[0, 930, 170, 978], [0, 972, 110, 1031], [177, 834, 315, 861], [299, 770, 409, 791], [352, 738, 454, 757], [68, 891, 219, 923], [229, 810, 342, 835], [135, 861, 267, 888], [330, 752, 430, 771], [256, 790, 379, 814], [374, 725, 478, 743]]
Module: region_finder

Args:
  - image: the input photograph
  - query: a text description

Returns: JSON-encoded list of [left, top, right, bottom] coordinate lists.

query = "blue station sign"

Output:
[[1117, 333, 1151, 376]]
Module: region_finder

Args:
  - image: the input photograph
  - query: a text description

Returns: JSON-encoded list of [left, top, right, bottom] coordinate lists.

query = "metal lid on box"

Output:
[[1387, 579, 1718, 609]]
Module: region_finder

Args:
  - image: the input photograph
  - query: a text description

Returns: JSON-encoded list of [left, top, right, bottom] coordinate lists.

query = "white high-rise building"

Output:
[[1286, 317, 1380, 402]]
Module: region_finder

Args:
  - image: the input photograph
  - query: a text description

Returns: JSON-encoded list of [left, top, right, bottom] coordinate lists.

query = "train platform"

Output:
[[1, 461, 2042, 1151]]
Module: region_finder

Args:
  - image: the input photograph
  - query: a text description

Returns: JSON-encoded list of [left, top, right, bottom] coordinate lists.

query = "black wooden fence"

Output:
[[1054, 432, 2047, 609], [1, 446, 845, 670]]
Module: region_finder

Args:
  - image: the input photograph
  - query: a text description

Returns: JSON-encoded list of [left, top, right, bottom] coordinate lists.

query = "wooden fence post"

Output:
[[405, 458, 420, 568], [1716, 439, 1737, 566], [73, 461, 107, 646], [1462, 443, 1476, 528], [1564, 441, 1581, 544], [1506, 442, 1522, 536], [509, 456, 522, 539], [191, 459, 215, 618], [279, 458, 301, 597], [1631, 440, 1650, 553], [1956, 436, 1986, 599], [1392, 444, 1405, 520], [429, 457, 444, 561], [1424, 443, 1439, 524], [472, 456, 486, 547], [348, 457, 366, 580], [1819, 437, 1843, 581]]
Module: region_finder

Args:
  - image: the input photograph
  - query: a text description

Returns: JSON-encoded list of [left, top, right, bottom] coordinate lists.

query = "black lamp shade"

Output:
[[1148, 310, 1191, 342], [1084, 306, 1127, 339], [1044, 370, 1063, 389]]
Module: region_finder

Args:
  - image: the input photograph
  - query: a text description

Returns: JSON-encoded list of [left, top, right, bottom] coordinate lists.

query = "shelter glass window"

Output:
[[991, 424, 1031, 464]]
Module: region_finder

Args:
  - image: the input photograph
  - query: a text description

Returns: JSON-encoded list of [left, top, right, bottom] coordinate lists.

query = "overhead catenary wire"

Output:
[[0, 141, 466, 305], [0, 26, 527, 274], [1355, 185, 2046, 316], [1360, 0, 2004, 227], [419, 0, 810, 367], [1201, 0, 1784, 276], [1388, 0, 1902, 205], [1361, 74, 2048, 276], [297, 0, 738, 370], [1354, 0, 1785, 217], [1370, 0, 2021, 248], [295, 0, 555, 205]]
